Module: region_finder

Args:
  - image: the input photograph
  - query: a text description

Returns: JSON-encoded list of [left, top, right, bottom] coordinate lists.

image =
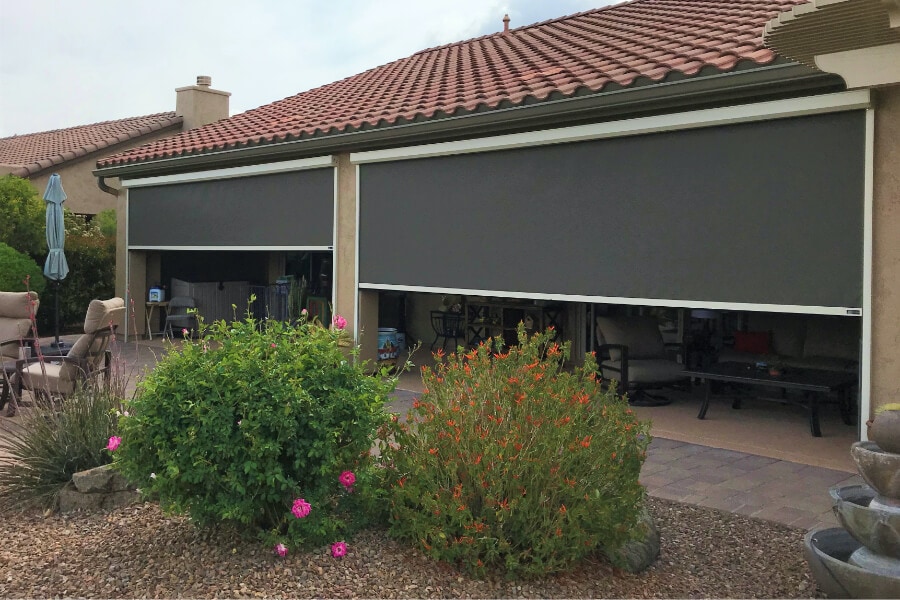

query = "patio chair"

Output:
[[430, 310, 464, 352], [0, 291, 39, 411], [595, 315, 687, 407], [14, 297, 124, 404], [163, 296, 198, 339]]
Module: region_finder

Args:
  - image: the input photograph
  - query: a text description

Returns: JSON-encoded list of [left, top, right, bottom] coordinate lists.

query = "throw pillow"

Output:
[[733, 331, 770, 355]]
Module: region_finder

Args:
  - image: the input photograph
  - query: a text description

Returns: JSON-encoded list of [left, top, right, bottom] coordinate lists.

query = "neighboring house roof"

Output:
[[98, 0, 809, 169], [1, 113, 182, 178]]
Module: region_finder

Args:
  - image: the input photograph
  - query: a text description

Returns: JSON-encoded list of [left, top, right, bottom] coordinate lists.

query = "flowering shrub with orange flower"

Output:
[[114, 311, 396, 551], [379, 325, 650, 578]]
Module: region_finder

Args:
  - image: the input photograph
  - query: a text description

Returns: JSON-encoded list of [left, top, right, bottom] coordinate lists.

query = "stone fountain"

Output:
[[804, 437, 900, 598]]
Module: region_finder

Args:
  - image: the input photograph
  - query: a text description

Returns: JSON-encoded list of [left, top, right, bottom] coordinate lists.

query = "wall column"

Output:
[[871, 85, 900, 415]]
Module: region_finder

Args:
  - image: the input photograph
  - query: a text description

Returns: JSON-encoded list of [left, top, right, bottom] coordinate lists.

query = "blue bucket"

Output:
[[377, 328, 399, 360]]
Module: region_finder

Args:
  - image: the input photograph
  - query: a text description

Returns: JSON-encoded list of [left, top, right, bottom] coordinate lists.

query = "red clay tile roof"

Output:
[[1, 113, 182, 177], [98, 0, 809, 169]]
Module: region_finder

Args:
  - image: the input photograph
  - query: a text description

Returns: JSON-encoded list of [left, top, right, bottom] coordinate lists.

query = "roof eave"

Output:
[[94, 62, 842, 180], [19, 118, 184, 180]]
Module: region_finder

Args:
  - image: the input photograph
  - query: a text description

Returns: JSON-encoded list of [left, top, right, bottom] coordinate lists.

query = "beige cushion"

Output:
[[596, 316, 665, 361], [0, 291, 39, 359], [0, 291, 39, 320], [600, 359, 686, 385], [83, 297, 124, 333], [19, 362, 76, 395], [0, 319, 31, 359], [803, 316, 860, 362]]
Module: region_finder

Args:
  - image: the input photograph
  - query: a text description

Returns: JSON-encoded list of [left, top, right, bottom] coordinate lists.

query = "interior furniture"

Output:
[[163, 297, 198, 339], [595, 315, 687, 406], [0, 291, 39, 412], [465, 300, 563, 347], [685, 361, 857, 437], [145, 300, 169, 340], [430, 311, 465, 352], [306, 296, 329, 325], [15, 297, 124, 403], [717, 313, 859, 374]]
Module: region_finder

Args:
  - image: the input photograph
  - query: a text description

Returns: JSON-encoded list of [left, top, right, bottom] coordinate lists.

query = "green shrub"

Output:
[[380, 326, 650, 578], [0, 242, 46, 295], [0, 378, 124, 511], [96, 209, 117, 238], [0, 175, 45, 257], [114, 312, 397, 552], [54, 231, 115, 331]]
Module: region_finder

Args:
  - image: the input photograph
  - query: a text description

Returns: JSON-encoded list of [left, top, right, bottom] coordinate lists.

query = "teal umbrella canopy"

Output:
[[43, 173, 69, 281]]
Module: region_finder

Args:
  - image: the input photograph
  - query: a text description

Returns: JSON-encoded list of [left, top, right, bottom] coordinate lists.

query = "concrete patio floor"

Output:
[[3, 334, 862, 532]]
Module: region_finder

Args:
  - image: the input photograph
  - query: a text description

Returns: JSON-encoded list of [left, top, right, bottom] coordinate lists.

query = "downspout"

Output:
[[97, 175, 129, 340], [98, 175, 117, 195]]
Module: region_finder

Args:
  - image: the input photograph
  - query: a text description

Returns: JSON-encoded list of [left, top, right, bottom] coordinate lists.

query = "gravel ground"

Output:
[[0, 497, 819, 599]]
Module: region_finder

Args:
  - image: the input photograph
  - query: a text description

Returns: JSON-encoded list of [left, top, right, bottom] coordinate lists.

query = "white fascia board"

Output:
[[350, 90, 871, 164], [357, 283, 861, 316], [121, 155, 336, 188], [127, 245, 333, 251]]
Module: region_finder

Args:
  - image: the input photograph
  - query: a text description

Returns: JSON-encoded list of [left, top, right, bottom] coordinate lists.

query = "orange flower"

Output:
[[429, 448, 438, 455], [581, 435, 592, 448], [611, 452, 617, 460], [559, 504, 567, 514]]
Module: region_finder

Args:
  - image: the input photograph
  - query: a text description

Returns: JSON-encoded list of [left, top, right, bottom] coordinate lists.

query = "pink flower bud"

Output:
[[274, 543, 288, 557]]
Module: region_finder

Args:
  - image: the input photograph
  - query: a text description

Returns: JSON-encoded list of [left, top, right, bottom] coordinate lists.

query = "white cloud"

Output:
[[0, 0, 608, 137]]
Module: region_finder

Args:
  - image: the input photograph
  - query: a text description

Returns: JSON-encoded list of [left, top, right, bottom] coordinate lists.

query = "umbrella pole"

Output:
[[54, 280, 60, 347]]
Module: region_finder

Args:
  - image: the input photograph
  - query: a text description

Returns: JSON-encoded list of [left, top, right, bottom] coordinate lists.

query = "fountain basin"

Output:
[[831, 484, 900, 559], [851, 442, 900, 499], [804, 528, 900, 599]]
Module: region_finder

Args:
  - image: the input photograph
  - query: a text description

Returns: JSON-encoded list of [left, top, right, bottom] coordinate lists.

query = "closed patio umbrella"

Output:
[[42, 173, 69, 350]]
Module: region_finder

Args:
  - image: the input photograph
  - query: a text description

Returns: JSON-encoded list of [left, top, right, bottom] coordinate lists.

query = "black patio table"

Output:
[[684, 361, 857, 437]]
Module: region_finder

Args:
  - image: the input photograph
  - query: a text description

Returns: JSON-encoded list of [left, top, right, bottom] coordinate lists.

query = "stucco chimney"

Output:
[[502, 14, 510, 34], [175, 75, 230, 130]]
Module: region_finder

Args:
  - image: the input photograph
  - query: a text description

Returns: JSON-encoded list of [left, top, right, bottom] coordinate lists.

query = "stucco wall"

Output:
[[871, 85, 900, 414]]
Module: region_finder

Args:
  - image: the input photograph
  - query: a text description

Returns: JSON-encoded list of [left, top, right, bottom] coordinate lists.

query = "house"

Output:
[[0, 76, 230, 296], [93, 0, 899, 439]]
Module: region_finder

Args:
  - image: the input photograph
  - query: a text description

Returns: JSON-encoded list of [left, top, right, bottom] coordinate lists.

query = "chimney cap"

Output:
[[502, 14, 510, 34], [196, 75, 212, 87]]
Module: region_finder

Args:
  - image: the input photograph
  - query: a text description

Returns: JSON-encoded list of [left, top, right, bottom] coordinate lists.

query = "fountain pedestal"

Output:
[[804, 442, 900, 598]]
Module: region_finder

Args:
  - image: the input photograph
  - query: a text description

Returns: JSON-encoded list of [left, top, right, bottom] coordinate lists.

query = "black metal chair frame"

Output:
[[430, 311, 465, 352]]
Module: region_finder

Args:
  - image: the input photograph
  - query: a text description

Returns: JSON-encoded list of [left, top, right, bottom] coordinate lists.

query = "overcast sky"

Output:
[[0, 0, 616, 138]]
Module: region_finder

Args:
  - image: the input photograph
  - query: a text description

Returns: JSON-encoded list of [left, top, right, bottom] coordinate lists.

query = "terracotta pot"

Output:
[[870, 410, 900, 454]]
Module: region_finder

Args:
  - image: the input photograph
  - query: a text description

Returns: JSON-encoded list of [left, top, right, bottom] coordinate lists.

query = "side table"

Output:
[[146, 301, 169, 340]]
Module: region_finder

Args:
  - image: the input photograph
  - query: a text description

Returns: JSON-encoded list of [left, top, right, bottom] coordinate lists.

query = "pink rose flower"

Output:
[[106, 436, 122, 452], [331, 541, 347, 558], [274, 543, 288, 557], [339, 470, 356, 490], [291, 498, 311, 519], [182, 328, 189, 336], [332, 315, 347, 330]]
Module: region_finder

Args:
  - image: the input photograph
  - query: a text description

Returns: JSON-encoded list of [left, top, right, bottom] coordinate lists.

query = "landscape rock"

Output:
[[605, 505, 660, 573], [72, 464, 131, 493]]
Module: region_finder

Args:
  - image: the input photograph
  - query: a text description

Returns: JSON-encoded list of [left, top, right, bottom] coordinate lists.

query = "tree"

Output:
[[0, 175, 45, 257]]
